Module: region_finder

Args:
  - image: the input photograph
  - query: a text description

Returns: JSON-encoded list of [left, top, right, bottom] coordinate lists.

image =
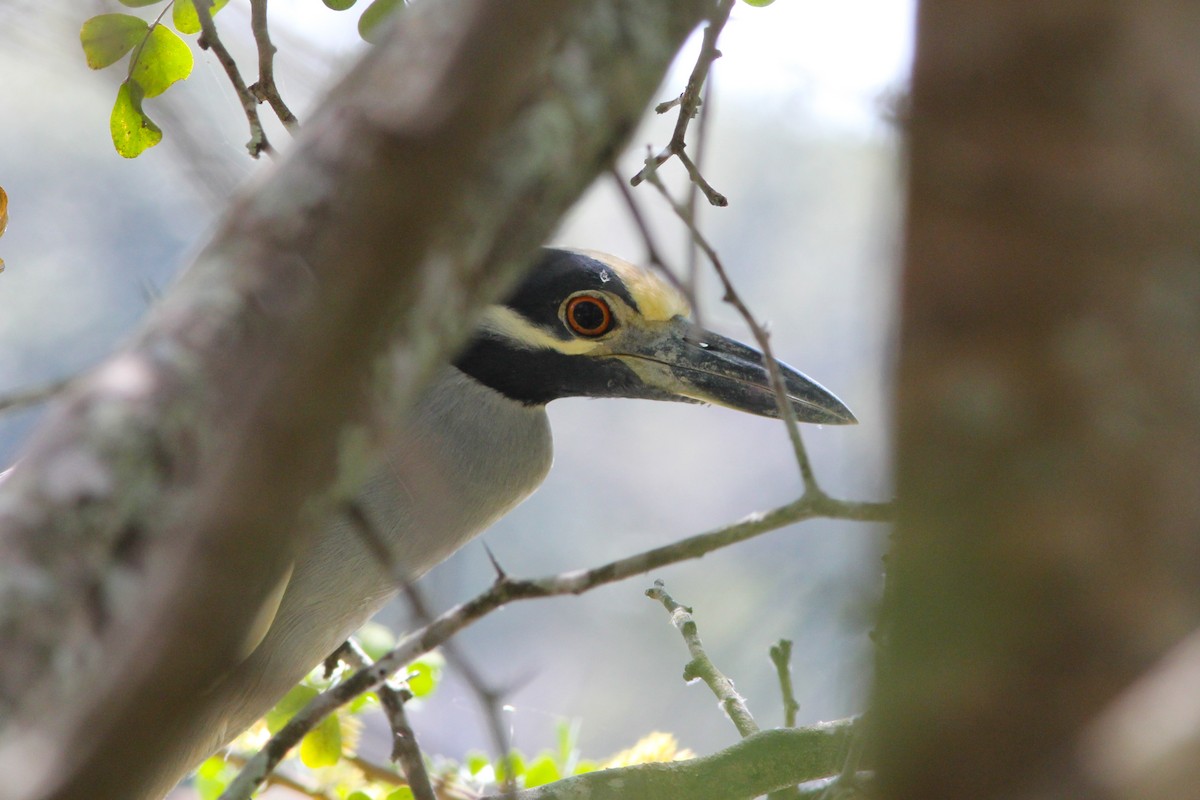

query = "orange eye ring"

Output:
[[565, 295, 613, 337]]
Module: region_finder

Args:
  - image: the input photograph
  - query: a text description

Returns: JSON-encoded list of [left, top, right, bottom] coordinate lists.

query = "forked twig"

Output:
[[629, 0, 734, 207], [193, 0, 272, 157]]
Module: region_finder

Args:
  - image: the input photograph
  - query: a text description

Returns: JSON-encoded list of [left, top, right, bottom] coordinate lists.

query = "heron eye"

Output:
[[565, 295, 613, 337]]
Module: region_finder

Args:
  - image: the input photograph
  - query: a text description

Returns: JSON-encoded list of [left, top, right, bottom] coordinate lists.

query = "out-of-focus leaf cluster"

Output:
[[194, 621, 683, 799]]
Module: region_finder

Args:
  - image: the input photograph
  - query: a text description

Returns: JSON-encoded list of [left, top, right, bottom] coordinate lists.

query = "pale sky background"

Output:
[[269, 0, 916, 135]]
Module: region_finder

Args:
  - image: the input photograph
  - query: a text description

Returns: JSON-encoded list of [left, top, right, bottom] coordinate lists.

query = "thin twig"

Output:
[[769, 639, 800, 728], [639, 161, 822, 494], [222, 751, 335, 800], [765, 641, 802, 800], [683, 80, 715, 307], [218, 493, 890, 800], [249, 0, 299, 131], [629, 0, 733, 207], [0, 376, 72, 414], [193, 0, 272, 157], [377, 688, 436, 800], [646, 580, 759, 738], [345, 502, 519, 796], [607, 165, 700, 322], [335, 638, 438, 800]]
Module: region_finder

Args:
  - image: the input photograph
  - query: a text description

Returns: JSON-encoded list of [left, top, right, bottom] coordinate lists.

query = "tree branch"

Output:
[[770, 638, 800, 728], [639, 160, 822, 493], [646, 580, 759, 738], [0, 2, 711, 798], [222, 491, 889, 799], [480, 723, 858, 800], [193, 0, 272, 157], [630, 0, 733, 206], [248, 0, 299, 131], [0, 376, 72, 414]]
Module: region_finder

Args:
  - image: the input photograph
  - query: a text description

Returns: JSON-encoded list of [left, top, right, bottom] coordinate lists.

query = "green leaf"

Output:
[[741, 0, 776, 5], [464, 750, 490, 776], [265, 684, 319, 734], [572, 760, 599, 776], [299, 712, 342, 768], [384, 789, 415, 800], [324, 0, 358, 8], [194, 756, 235, 800], [495, 750, 526, 783], [347, 690, 378, 715], [131, 24, 193, 97], [81, 14, 148, 69], [173, 0, 231, 35], [357, 0, 403, 43], [346, 793, 375, 800], [118, 0, 169, 6], [405, 655, 443, 699], [523, 754, 560, 789], [110, 80, 162, 158]]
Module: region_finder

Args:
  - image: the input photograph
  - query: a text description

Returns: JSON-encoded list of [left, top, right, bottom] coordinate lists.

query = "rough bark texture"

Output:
[[0, 2, 709, 798], [875, 2, 1200, 799]]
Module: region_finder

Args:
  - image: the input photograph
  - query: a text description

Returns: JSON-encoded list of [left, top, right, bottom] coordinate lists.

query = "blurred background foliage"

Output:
[[0, 0, 912, 792]]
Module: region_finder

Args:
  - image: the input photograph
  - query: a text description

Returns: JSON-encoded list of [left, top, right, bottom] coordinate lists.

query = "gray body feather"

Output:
[[144, 367, 552, 798]]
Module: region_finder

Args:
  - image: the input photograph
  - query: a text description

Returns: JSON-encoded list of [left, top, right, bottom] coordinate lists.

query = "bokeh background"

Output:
[[0, 0, 912, 789]]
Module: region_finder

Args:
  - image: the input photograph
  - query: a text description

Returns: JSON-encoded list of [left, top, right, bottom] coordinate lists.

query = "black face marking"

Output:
[[454, 249, 689, 406], [455, 336, 672, 406], [501, 249, 638, 340]]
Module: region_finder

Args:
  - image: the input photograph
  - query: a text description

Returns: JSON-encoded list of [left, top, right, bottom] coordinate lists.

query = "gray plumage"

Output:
[[142, 368, 551, 799]]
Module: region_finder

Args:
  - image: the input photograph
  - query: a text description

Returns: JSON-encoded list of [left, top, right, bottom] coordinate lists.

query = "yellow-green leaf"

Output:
[[384, 788, 414, 800], [131, 24, 193, 98], [465, 750, 490, 776], [110, 80, 162, 158], [264, 684, 319, 734], [81, 14, 148, 69], [358, 0, 403, 43], [172, 0, 231, 35], [194, 756, 236, 800], [299, 712, 342, 768], [405, 655, 442, 699], [523, 754, 561, 789]]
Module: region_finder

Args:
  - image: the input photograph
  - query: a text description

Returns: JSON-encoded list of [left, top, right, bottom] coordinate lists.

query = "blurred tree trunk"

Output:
[[0, 2, 707, 798], [875, 2, 1200, 799]]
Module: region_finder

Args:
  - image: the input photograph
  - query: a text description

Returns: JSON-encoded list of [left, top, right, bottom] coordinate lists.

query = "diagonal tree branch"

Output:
[[646, 580, 760, 738], [482, 723, 858, 800], [0, 3, 711, 799], [221, 490, 890, 798]]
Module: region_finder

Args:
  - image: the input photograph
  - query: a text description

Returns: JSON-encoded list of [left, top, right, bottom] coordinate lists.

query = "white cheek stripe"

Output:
[[479, 306, 603, 355]]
